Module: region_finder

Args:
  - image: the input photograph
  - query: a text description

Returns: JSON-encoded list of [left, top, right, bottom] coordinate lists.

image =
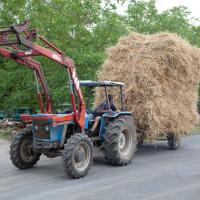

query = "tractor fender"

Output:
[[99, 112, 133, 140]]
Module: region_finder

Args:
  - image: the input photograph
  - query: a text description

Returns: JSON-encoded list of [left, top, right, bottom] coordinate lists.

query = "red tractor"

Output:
[[0, 21, 137, 178]]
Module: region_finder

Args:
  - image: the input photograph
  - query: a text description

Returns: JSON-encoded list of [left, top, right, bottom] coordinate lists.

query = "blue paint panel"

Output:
[[32, 114, 64, 142], [32, 114, 54, 117], [99, 117, 106, 140], [50, 125, 64, 142], [32, 113, 71, 143], [85, 113, 89, 129]]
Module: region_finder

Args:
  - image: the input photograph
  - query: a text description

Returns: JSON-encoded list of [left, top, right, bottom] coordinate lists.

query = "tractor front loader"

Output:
[[0, 21, 137, 178]]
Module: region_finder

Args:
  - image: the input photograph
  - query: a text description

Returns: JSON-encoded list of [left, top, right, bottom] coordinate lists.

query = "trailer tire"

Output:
[[167, 133, 180, 150]]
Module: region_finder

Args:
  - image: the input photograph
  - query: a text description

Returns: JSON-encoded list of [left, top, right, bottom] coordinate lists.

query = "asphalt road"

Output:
[[0, 134, 200, 200]]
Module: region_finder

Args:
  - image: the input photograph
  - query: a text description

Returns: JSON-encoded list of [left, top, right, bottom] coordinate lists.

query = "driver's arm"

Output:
[[96, 102, 111, 113]]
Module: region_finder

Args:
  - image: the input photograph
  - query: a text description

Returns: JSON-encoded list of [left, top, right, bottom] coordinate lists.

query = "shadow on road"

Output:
[[137, 141, 169, 156], [93, 140, 170, 166]]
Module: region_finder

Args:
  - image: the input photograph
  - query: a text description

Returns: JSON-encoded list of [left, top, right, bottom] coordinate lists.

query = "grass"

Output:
[[0, 127, 14, 140], [191, 125, 200, 135]]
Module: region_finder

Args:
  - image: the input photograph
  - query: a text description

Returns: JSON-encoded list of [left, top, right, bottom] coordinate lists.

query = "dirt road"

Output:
[[0, 135, 200, 200]]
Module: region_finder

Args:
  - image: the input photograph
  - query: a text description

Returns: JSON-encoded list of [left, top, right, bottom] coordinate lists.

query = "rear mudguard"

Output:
[[99, 112, 132, 141]]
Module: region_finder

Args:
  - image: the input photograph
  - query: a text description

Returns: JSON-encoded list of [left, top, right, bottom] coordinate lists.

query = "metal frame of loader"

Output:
[[0, 21, 85, 128]]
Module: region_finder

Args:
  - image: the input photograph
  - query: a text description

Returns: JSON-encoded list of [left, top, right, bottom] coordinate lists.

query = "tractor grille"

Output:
[[33, 119, 50, 140]]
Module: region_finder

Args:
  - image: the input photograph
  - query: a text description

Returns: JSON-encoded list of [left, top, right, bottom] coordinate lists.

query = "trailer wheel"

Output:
[[10, 128, 41, 169], [167, 133, 180, 150], [103, 115, 137, 166], [63, 133, 93, 179]]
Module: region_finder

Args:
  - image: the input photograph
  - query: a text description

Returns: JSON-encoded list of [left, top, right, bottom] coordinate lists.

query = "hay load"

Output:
[[94, 32, 200, 138]]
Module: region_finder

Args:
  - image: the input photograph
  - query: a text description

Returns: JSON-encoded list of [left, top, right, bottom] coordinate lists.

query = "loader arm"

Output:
[[0, 46, 53, 114], [0, 21, 85, 130]]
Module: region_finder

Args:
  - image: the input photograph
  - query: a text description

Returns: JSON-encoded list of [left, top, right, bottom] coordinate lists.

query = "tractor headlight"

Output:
[[35, 125, 38, 130], [45, 125, 49, 131]]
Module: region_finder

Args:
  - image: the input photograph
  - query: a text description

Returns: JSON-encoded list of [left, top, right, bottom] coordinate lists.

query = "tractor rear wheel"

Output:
[[167, 133, 180, 150], [10, 128, 41, 169], [103, 115, 137, 166], [63, 133, 93, 179]]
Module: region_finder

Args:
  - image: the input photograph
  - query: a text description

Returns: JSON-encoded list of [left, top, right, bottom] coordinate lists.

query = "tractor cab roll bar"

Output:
[[0, 21, 85, 129]]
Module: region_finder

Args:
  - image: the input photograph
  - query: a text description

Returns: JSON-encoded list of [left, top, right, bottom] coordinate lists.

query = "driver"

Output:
[[90, 94, 117, 133]]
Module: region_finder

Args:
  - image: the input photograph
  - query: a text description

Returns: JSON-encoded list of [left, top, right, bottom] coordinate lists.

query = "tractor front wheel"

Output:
[[63, 133, 93, 179], [103, 115, 137, 166], [10, 128, 41, 169]]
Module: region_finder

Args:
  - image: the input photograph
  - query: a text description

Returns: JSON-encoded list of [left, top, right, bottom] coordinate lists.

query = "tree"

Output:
[[0, 0, 126, 110], [1, 0, 200, 112], [126, 0, 192, 37]]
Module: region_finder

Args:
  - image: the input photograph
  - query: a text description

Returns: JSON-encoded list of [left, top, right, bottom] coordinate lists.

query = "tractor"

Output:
[[0, 21, 137, 178]]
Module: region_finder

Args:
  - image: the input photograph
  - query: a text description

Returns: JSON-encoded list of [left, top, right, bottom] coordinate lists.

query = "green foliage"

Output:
[[0, 0, 127, 110], [126, 0, 191, 37], [0, 0, 200, 111], [0, 127, 14, 139]]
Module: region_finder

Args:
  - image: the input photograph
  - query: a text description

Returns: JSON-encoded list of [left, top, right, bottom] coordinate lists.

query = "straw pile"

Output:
[[94, 32, 200, 139]]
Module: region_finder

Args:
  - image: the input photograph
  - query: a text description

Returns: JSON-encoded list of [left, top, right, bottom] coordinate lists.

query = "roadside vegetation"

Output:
[[0, 120, 24, 140], [0, 0, 200, 111], [192, 125, 200, 135], [0, 127, 14, 140]]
